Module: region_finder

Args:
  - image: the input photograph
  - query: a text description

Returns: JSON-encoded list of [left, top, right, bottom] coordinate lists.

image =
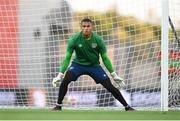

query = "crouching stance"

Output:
[[51, 18, 135, 111]]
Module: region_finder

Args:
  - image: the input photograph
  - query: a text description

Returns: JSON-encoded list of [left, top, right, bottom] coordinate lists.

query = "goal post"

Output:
[[161, 0, 169, 111], [0, 0, 180, 111]]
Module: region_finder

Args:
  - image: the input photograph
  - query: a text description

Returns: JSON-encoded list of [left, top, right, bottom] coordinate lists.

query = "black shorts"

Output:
[[67, 63, 110, 83]]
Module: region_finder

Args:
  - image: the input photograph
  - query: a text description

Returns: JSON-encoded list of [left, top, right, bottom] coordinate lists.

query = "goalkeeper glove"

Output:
[[111, 71, 125, 87], [52, 72, 64, 87]]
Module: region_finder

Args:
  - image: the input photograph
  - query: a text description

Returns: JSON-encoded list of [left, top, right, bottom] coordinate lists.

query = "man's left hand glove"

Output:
[[111, 72, 125, 87]]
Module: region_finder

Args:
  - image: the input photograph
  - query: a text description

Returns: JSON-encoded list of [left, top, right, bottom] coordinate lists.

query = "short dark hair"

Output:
[[80, 18, 93, 24]]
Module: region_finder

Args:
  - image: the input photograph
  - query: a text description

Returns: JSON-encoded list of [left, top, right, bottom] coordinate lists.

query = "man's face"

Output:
[[81, 22, 92, 36]]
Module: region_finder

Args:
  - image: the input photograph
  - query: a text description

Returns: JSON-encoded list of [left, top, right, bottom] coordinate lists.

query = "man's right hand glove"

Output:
[[111, 71, 125, 87], [52, 72, 64, 87]]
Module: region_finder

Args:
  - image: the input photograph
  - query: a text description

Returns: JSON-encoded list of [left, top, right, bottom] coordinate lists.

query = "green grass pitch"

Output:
[[0, 109, 180, 120]]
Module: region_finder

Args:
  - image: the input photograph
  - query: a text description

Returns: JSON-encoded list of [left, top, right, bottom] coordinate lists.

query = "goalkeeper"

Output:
[[51, 18, 135, 111]]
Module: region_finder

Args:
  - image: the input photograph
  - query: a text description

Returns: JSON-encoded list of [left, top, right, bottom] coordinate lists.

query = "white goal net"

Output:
[[0, 0, 179, 110], [168, 0, 180, 109]]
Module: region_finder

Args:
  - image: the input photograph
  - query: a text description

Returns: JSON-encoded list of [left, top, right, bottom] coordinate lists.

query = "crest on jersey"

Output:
[[78, 44, 82, 48], [92, 43, 97, 48]]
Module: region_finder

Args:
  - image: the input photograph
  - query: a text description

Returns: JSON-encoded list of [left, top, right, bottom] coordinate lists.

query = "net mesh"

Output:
[[0, 0, 179, 110], [168, 0, 180, 109]]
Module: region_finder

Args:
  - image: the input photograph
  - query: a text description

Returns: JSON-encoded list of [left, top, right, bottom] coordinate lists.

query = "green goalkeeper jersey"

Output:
[[60, 32, 114, 73], [68, 32, 106, 65]]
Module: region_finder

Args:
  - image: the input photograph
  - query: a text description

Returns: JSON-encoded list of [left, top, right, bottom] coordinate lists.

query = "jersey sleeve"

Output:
[[96, 33, 114, 73], [101, 53, 114, 73], [59, 34, 75, 73], [66, 35, 75, 54], [59, 51, 72, 73], [97, 35, 107, 55]]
